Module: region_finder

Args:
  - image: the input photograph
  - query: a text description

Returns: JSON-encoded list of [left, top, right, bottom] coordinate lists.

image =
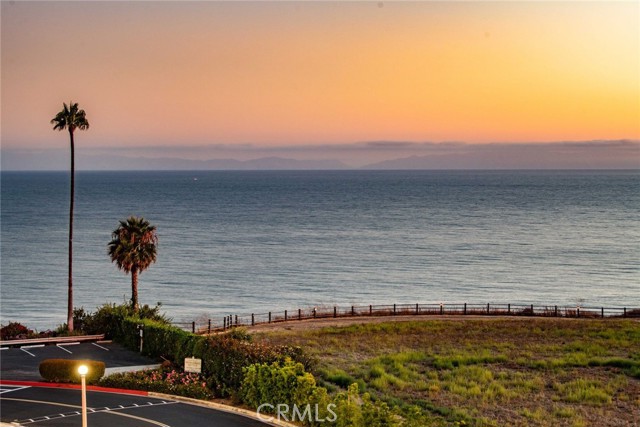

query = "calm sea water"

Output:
[[1, 170, 638, 330]]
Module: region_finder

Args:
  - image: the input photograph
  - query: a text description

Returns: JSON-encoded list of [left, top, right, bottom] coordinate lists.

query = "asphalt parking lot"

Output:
[[0, 341, 157, 381], [0, 341, 273, 426]]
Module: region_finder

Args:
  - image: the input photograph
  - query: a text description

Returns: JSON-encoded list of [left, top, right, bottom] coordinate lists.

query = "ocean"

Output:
[[1, 170, 638, 330]]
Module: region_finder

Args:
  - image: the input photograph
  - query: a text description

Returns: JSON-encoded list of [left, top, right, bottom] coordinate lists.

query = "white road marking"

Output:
[[56, 344, 73, 354], [5, 397, 176, 426], [92, 342, 110, 351], [20, 348, 36, 357], [0, 385, 30, 394]]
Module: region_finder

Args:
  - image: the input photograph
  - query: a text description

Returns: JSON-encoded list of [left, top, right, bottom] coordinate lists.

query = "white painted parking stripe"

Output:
[[55, 342, 80, 353], [92, 342, 110, 351], [0, 347, 9, 350], [21, 344, 45, 349], [20, 348, 36, 357], [56, 344, 73, 354]]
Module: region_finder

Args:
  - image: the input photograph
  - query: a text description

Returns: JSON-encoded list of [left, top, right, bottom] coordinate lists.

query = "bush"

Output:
[[39, 359, 105, 383], [241, 360, 397, 427], [241, 358, 318, 409], [100, 365, 213, 400], [75, 302, 170, 338], [1, 322, 32, 340], [81, 306, 309, 399]]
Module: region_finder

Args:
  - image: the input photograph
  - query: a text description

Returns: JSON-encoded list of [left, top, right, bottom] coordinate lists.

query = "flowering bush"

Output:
[[100, 366, 213, 400], [0, 322, 31, 340]]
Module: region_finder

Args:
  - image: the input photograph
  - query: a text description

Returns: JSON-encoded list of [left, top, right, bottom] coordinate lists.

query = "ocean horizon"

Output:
[[1, 169, 638, 330]]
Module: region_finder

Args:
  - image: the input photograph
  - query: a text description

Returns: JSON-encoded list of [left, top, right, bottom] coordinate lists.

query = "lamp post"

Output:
[[78, 364, 88, 427]]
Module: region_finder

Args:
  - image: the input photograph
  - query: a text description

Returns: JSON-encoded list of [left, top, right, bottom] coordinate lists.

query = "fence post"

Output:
[[235, 315, 238, 327], [508, 304, 511, 315], [223, 317, 226, 330], [416, 303, 419, 315], [555, 305, 558, 317], [530, 304, 534, 316], [313, 308, 317, 319], [623, 307, 626, 318], [192, 321, 195, 334], [487, 303, 490, 315], [576, 308, 580, 318], [464, 303, 467, 315], [369, 305, 372, 315], [252, 313, 255, 326], [601, 308, 604, 318], [285, 310, 288, 321], [268, 312, 271, 323], [440, 303, 443, 315], [334, 306, 337, 318], [208, 319, 211, 335], [393, 304, 396, 315], [351, 306, 355, 316], [299, 309, 302, 320]]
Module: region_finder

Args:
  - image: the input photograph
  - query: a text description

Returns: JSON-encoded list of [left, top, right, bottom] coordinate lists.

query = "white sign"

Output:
[[184, 357, 202, 373]]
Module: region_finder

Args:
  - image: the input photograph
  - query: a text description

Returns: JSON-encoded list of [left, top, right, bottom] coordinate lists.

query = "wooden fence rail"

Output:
[[172, 303, 639, 334]]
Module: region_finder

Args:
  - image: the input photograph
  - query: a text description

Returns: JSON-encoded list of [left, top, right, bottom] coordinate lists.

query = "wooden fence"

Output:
[[172, 303, 640, 334]]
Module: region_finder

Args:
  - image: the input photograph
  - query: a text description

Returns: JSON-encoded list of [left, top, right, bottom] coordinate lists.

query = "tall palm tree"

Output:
[[108, 216, 158, 312], [51, 102, 89, 332]]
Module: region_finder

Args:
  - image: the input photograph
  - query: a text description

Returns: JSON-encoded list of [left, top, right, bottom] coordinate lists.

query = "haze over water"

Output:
[[1, 170, 638, 330]]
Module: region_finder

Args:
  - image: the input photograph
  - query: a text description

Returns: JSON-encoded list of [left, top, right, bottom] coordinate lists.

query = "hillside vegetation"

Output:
[[253, 318, 640, 427]]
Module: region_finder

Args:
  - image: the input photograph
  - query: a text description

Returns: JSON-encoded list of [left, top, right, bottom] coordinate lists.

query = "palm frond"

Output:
[[108, 216, 158, 275], [51, 101, 90, 132]]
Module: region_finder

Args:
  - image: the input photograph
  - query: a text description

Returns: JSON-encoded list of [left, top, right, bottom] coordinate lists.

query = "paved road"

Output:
[[0, 385, 269, 427], [0, 342, 156, 381], [0, 342, 272, 426]]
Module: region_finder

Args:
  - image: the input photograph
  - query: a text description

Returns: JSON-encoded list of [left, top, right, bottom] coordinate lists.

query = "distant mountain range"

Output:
[[80, 155, 350, 170], [2, 152, 350, 171], [2, 140, 638, 170]]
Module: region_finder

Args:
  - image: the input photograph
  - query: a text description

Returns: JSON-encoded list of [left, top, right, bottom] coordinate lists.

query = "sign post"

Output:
[[184, 356, 202, 374]]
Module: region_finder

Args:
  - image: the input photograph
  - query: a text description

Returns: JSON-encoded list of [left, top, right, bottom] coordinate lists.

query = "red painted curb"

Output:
[[0, 380, 148, 396]]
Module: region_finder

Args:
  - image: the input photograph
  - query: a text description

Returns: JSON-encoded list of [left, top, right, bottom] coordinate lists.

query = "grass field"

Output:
[[252, 318, 639, 426]]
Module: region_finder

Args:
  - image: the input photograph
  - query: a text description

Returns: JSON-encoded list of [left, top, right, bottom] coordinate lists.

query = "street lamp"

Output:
[[78, 364, 88, 427]]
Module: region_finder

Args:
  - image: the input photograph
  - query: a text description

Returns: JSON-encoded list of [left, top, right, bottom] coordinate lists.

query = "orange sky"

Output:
[[1, 1, 639, 153]]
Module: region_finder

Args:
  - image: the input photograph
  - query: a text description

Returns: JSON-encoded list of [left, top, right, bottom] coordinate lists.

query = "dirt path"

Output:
[[241, 313, 633, 334]]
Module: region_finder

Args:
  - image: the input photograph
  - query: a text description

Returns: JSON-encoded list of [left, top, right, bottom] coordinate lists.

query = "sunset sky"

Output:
[[1, 1, 639, 168]]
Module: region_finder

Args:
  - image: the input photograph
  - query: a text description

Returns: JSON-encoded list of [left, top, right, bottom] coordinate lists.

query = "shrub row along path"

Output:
[[0, 342, 274, 427]]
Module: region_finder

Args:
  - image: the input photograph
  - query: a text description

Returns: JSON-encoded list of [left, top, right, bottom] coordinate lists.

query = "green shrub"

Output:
[[39, 359, 105, 383], [203, 334, 303, 397], [76, 302, 170, 338], [242, 360, 397, 427], [241, 358, 318, 409], [322, 368, 356, 388]]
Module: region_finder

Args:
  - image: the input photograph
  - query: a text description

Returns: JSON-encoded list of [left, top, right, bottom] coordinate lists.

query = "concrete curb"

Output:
[[148, 392, 299, 427], [104, 364, 162, 375]]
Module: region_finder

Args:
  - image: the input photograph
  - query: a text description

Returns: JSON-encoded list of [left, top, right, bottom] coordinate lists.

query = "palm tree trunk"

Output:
[[67, 129, 75, 332], [131, 267, 139, 313]]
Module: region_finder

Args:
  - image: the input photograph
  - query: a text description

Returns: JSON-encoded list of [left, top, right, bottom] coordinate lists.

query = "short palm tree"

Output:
[[108, 216, 158, 312], [51, 102, 89, 332]]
